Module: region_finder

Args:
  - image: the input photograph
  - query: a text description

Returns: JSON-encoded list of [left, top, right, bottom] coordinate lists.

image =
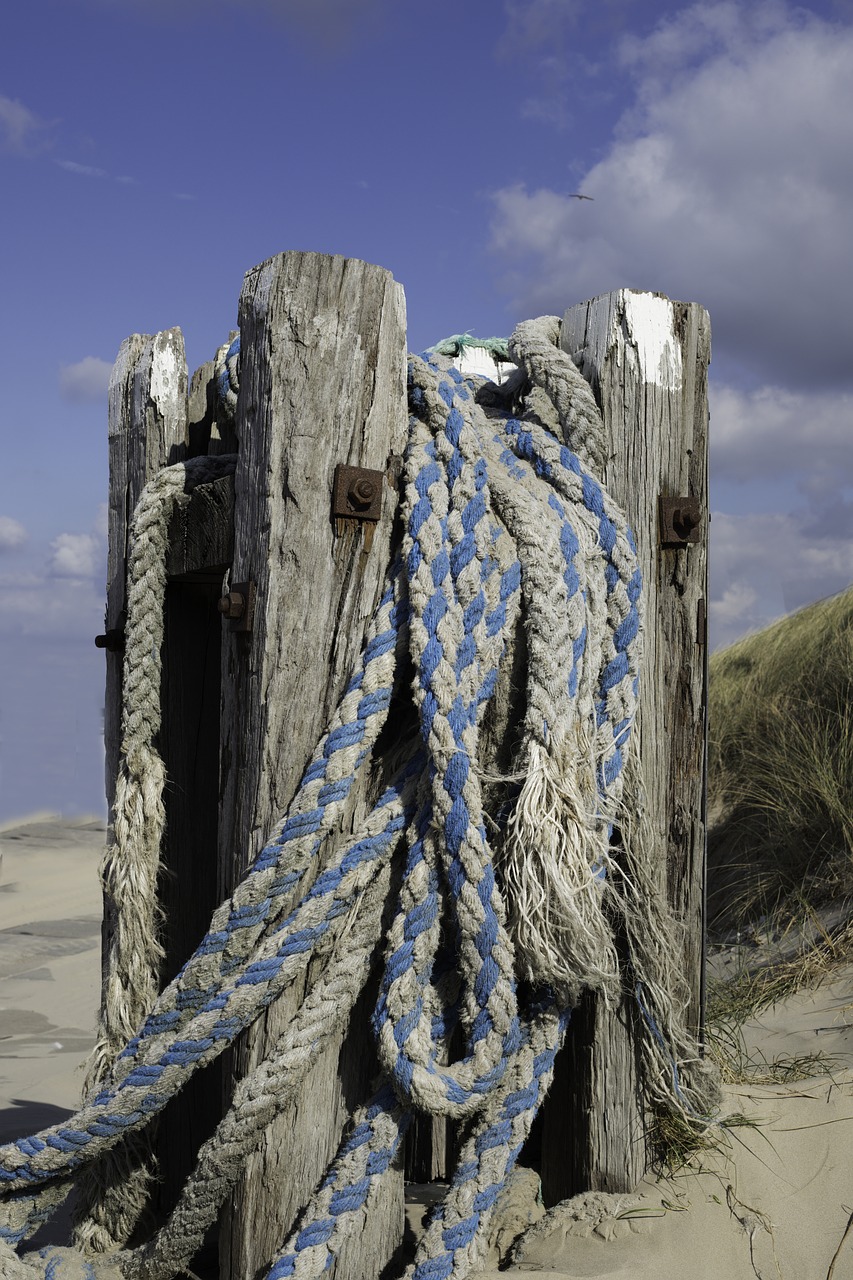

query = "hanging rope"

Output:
[[0, 317, 715, 1280]]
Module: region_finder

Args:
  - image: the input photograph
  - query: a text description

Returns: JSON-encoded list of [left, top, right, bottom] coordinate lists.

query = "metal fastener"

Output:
[[218, 590, 246, 620], [94, 628, 125, 652], [218, 580, 256, 633], [659, 495, 702, 548], [348, 476, 377, 509], [332, 464, 384, 525]]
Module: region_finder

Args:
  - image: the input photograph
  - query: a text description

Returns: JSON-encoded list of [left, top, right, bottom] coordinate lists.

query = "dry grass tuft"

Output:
[[708, 585, 853, 931]]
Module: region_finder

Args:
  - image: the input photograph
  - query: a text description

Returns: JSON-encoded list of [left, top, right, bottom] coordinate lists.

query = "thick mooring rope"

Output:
[[0, 317, 713, 1280]]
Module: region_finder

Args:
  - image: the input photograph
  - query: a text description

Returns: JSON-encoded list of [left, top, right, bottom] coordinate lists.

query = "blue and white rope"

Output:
[[0, 316, 650, 1280]]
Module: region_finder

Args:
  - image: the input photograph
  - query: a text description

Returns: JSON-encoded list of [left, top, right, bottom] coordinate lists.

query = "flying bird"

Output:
[[568, 193, 594, 201]]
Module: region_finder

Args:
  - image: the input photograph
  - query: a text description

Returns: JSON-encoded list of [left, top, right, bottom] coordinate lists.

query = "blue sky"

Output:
[[1, 0, 852, 820]]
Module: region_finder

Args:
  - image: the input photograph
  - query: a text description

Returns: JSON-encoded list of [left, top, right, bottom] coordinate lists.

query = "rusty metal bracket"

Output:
[[659, 495, 702, 548], [332, 464, 384, 524], [217, 579, 256, 633]]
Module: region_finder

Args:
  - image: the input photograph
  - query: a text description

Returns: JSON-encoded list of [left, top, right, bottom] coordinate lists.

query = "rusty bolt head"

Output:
[[672, 506, 699, 537], [348, 477, 377, 509], [218, 591, 246, 620]]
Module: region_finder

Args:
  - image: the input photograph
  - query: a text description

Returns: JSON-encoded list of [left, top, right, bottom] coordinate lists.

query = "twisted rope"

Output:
[[0, 316, 710, 1280]]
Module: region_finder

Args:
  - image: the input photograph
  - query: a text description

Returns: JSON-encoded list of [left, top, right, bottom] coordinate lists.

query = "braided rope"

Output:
[[0, 316, 711, 1280]]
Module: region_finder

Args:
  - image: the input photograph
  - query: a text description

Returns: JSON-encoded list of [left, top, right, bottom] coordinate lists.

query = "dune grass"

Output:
[[707, 585, 853, 932]]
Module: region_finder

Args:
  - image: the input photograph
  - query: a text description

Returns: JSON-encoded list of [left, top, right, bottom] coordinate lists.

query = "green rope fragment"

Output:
[[427, 332, 512, 362]]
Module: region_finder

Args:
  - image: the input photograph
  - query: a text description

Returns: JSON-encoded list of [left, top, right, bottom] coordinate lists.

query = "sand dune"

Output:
[[1, 816, 851, 1278]]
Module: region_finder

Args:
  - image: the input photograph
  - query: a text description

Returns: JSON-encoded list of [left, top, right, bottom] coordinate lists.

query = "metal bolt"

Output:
[[94, 629, 125, 652], [218, 591, 246, 620], [348, 477, 377, 509], [672, 507, 699, 538]]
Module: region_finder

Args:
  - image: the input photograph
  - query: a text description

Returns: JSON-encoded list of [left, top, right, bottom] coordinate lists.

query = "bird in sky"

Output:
[[568, 193, 594, 201]]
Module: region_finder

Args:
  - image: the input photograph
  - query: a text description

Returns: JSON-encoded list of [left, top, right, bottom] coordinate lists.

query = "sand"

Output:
[[1, 816, 852, 1278]]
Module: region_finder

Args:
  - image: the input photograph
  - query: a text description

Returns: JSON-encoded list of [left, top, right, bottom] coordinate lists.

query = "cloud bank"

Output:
[[710, 508, 853, 647], [492, 2, 853, 650], [710, 385, 853, 487], [48, 532, 102, 579], [490, 3, 853, 389]]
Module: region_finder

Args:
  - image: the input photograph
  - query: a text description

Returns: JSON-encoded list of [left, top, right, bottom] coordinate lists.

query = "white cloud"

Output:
[[55, 159, 108, 178], [60, 356, 112, 404], [0, 567, 104, 639], [710, 384, 853, 485], [48, 533, 102, 580], [0, 94, 49, 153], [0, 511, 107, 638], [489, 3, 853, 389], [0, 517, 26, 552], [710, 509, 853, 649]]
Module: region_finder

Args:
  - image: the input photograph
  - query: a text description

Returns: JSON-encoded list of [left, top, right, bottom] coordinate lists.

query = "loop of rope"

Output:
[[0, 316, 711, 1280]]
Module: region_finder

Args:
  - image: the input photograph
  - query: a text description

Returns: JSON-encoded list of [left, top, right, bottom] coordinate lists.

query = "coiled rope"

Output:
[[0, 317, 713, 1280]]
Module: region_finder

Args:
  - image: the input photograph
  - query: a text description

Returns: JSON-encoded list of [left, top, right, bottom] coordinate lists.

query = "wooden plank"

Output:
[[216, 251, 408, 1280], [166, 474, 234, 579], [540, 290, 710, 1201]]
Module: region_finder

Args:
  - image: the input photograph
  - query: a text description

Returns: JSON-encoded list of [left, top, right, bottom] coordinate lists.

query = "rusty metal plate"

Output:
[[659, 495, 702, 548], [332, 464, 384, 523]]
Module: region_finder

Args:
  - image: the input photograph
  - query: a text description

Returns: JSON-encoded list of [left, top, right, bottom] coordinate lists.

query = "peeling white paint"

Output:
[[149, 333, 183, 411], [623, 292, 682, 390], [561, 290, 682, 392]]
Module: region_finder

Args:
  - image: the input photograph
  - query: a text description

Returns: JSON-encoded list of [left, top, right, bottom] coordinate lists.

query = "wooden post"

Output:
[[90, 328, 189, 1240], [539, 290, 710, 1202], [104, 329, 188, 822], [99, 273, 708, 1267], [216, 252, 408, 1280]]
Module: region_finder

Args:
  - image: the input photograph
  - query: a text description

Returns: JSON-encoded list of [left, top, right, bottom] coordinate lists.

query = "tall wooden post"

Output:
[[216, 252, 408, 1280], [104, 330, 187, 831], [539, 290, 710, 1201], [99, 271, 709, 1269], [88, 331, 189, 1243]]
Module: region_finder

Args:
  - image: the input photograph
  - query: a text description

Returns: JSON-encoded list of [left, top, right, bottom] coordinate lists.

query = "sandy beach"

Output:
[[2, 815, 851, 1278]]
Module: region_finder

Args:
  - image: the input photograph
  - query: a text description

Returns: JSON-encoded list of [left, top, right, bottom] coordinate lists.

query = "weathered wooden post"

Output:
[[98, 253, 408, 1277], [89, 331, 189, 1249], [215, 252, 408, 1280], [96, 266, 708, 1274], [539, 290, 710, 1200]]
